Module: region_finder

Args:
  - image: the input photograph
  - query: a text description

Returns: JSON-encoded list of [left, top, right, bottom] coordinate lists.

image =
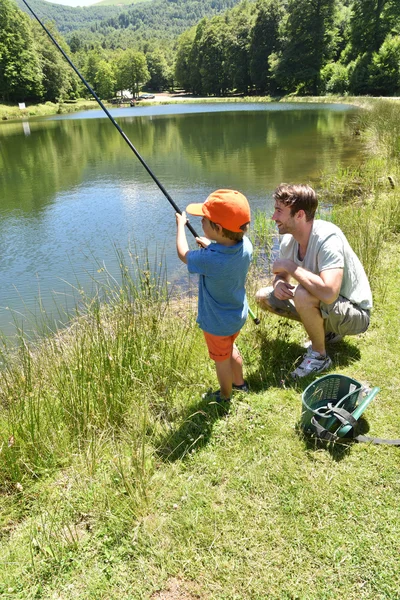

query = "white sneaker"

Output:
[[291, 347, 332, 379]]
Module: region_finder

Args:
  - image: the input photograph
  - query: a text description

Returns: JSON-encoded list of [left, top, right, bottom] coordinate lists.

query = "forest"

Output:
[[1, 0, 400, 103]]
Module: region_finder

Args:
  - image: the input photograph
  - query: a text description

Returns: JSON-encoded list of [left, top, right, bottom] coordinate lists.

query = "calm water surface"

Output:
[[0, 102, 361, 337]]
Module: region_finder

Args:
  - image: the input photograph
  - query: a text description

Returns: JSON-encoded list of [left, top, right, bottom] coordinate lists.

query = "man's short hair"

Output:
[[273, 184, 317, 221]]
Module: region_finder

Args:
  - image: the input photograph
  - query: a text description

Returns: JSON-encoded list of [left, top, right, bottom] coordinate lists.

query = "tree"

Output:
[[349, 0, 396, 58], [189, 19, 208, 95], [273, 0, 336, 95], [0, 0, 43, 101], [95, 59, 117, 99], [175, 29, 196, 91], [116, 49, 149, 97], [320, 61, 350, 94], [369, 35, 400, 95], [196, 17, 230, 96], [146, 49, 172, 91], [225, 2, 256, 94], [84, 49, 104, 88], [249, 0, 283, 94], [32, 21, 79, 102]]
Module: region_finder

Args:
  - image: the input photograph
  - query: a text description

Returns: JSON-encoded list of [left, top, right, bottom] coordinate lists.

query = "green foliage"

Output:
[[249, 0, 283, 94], [5, 0, 400, 100], [146, 49, 173, 91], [0, 0, 43, 101], [321, 61, 350, 94], [116, 48, 149, 96], [175, 28, 196, 92], [94, 58, 117, 99], [368, 35, 400, 96], [32, 21, 80, 102], [348, 0, 399, 58], [198, 17, 230, 96], [272, 0, 337, 95]]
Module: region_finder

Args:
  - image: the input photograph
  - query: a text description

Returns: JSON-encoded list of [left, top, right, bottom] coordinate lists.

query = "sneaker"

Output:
[[232, 381, 249, 393], [202, 389, 231, 402], [325, 332, 343, 344], [291, 348, 332, 379]]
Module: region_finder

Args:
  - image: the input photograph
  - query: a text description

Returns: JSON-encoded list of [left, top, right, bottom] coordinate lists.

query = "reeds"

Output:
[[0, 250, 199, 506]]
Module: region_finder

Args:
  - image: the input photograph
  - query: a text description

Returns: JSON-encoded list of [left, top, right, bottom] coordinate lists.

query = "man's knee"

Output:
[[256, 286, 300, 320], [293, 285, 320, 312], [255, 286, 275, 311]]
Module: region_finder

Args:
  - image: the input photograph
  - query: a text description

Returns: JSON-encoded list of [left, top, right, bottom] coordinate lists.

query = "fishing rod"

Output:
[[21, 0, 260, 325]]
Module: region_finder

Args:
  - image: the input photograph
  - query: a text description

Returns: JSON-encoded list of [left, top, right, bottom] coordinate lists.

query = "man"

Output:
[[255, 184, 372, 378]]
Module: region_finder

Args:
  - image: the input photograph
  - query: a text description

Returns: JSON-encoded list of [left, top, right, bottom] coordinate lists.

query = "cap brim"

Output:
[[185, 203, 204, 217]]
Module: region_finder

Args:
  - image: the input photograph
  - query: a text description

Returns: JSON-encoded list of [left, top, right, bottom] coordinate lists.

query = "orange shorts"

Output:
[[203, 331, 240, 362]]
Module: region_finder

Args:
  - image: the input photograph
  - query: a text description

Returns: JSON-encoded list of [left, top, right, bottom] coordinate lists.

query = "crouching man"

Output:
[[256, 184, 372, 378]]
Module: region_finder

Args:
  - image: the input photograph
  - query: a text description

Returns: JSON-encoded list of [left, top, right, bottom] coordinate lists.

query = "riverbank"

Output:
[[1, 94, 398, 122], [0, 99, 99, 121], [0, 99, 399, 599]]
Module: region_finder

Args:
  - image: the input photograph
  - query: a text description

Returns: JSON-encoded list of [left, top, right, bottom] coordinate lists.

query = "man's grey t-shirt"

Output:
[[280, 220, 373, 310]]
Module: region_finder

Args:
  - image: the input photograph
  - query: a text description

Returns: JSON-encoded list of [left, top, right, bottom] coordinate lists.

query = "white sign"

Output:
[[18, 103, 26, 109]]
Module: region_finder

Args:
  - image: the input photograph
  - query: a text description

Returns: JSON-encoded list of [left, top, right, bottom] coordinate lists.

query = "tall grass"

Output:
[[318, 99, 400, 295], [0, 251, 199, 495]]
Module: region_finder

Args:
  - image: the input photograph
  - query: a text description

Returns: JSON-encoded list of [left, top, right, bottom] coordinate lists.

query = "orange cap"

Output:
[[186, 189, 251, 233]]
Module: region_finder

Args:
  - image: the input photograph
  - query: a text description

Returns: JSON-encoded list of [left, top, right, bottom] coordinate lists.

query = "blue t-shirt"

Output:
[[187, 236, 253, 336]]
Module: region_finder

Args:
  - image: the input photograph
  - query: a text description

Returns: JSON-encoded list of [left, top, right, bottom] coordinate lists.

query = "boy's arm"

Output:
[[176, 212, 190, 264]]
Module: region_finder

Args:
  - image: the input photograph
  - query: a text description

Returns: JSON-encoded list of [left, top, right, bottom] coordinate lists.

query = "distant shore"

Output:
[[1, 93, 398, 123]]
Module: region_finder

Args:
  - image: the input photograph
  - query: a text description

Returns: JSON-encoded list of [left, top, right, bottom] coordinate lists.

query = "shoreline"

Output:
[[1, 94, 398, 123]]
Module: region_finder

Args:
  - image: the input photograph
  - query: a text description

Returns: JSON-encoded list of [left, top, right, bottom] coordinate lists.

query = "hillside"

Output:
[[15, 0, 124, 32], [16, 0, 243, 44], [95, 0, 147, 6]]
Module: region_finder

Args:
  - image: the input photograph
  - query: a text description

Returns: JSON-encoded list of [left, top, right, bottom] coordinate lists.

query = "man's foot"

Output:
[[202, 389, 231, 402], [325, 332, 343, 344], [291, 348, 332, 379], [232, 381, 249, 393]]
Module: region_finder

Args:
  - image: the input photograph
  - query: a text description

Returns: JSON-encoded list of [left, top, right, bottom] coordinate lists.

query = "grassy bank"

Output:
[[0, 100, 399, 599], [0, 99, 99, 122]]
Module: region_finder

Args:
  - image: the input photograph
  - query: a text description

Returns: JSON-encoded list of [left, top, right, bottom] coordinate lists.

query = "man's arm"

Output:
[[273, 258, 343, 304]]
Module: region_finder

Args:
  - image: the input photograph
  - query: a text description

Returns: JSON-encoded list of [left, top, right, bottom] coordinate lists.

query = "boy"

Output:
[[176, 189, 253, 402]]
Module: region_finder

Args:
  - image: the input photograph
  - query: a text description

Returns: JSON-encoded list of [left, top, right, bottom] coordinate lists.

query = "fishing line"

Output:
[[21, 0, 260, 324]]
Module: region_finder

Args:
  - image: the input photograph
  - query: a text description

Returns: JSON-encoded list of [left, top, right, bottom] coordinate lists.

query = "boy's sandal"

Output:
[[202, 389, 231, 402]]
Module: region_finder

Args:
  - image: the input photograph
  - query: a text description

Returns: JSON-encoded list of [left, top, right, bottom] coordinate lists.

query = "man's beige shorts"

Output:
[[256, 286, 370, 336]]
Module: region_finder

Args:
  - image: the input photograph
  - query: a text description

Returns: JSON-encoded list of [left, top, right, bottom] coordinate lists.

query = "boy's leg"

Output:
[[215, 357, 234, 400], [232, 344, 245, 387], [203, 331, 242, 400]]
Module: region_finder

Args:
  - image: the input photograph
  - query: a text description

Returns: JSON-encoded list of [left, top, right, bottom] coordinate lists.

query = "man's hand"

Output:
[[274, 280, 295, 300]]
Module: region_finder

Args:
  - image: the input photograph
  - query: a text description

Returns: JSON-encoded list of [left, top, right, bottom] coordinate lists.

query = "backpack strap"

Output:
[[310, 406, 400, 446]]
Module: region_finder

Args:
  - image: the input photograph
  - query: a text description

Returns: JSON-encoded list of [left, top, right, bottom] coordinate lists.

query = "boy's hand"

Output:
[[196, 236, 211, 248], [176, 211, 188, 227]]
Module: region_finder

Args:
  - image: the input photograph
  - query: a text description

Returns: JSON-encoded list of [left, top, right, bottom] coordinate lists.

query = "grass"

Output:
[[0, 99, 99, 122], [1, 99, 400, 599]]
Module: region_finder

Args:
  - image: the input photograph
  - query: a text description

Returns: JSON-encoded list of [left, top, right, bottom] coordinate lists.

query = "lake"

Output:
[[0, 102, 362, 337]]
